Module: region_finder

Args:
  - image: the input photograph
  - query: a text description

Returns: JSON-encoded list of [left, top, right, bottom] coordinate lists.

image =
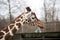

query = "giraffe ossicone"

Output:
[[0, 7, 44, 40]]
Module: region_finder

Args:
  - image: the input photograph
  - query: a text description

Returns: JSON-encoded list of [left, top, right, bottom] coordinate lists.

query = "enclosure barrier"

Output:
[[10, 32, 60, 40]]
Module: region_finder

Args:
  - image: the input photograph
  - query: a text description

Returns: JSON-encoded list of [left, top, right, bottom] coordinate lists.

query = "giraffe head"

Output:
[[25, 12, 44, 29], [23, 7, 44, 29]]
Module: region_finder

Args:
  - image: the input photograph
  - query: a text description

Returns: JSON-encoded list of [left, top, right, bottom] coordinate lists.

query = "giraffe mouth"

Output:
[[34, 20, 44, 29]]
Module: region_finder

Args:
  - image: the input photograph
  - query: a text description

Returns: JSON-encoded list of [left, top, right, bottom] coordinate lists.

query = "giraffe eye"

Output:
[[32, 17, 34, 19], [31, 15, 36, 19], [32, 16, 35, 19]]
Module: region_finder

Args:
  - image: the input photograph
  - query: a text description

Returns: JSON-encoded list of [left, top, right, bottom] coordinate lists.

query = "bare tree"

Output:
[[7, 0, 13, 23], [44, 0, 56, 22], [44, 0, 47, 22], [44, 0, 56, 32]]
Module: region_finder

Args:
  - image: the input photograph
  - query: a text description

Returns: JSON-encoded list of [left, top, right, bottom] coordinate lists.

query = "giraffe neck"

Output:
[[0, 11, 32, 40], [0, 20, 23, 40], [0, 11, 25, 40]]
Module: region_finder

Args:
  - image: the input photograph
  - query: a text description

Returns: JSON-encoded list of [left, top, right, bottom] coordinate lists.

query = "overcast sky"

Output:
[[0, 0, 60, 20]]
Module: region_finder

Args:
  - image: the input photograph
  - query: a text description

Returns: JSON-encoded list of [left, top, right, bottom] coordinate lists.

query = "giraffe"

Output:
[[0, 7, 44, 40]]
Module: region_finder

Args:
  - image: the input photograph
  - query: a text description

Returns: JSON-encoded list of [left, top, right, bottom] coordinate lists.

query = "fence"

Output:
[[10, 32, 60, 40]]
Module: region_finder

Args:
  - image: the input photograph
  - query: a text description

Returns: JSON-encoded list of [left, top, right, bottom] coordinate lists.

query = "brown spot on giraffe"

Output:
[[3, 27, 9, 33], [12, 27, 17, 34], [5, 33, 11, 40], [16, 23, 21, 28], [23, 19, 29, 24], [0, 32, 4, 39], [9, 24, 14, 29], [16, 19, 21, 22], [12, 22, 21, 34]]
